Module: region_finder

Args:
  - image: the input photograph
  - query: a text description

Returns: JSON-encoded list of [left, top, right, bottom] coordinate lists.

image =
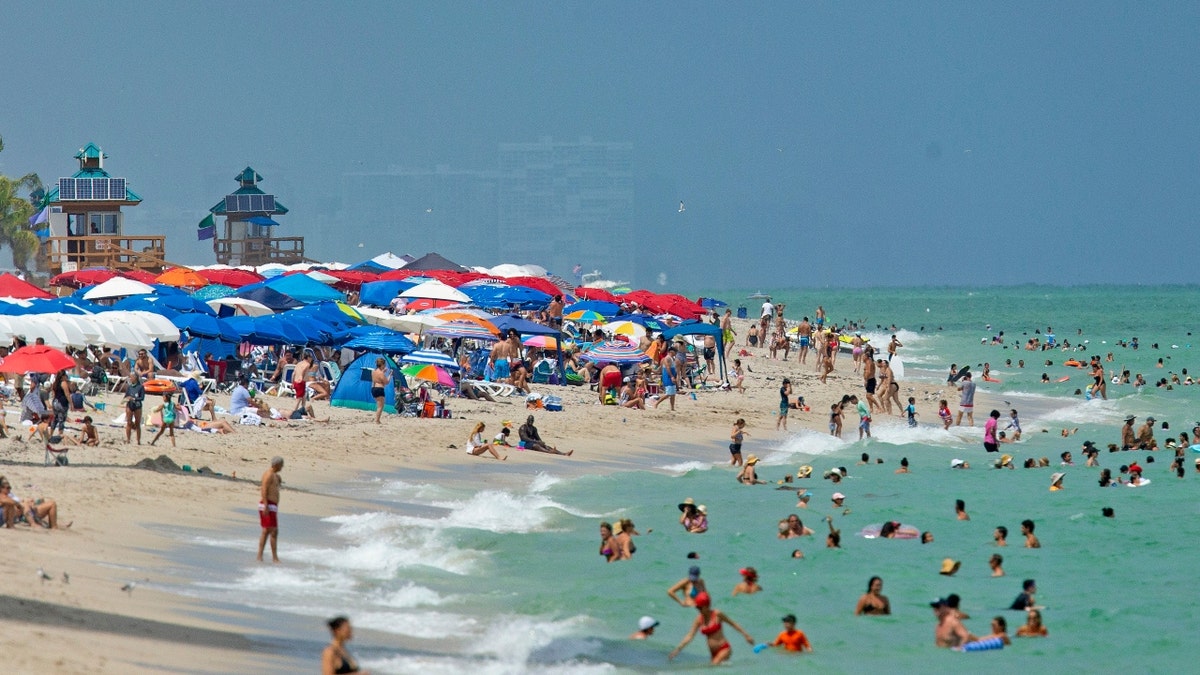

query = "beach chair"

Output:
[[464, 379, 516, 398], [531, 360, 554, 384], [44, 443, 69, 467]]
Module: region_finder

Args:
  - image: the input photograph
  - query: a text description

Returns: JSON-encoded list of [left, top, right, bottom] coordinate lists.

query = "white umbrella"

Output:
[[306, 270, 339, 285], [207, 297, 274, 317], [400, 349, 460, 370], [118, 311, 181, 342], [81, 277, 155, 300], [400, 280, 470, 303], [23, 314, 89, 349], [355, 306, 445, 335], [89, 316, 154, 350]]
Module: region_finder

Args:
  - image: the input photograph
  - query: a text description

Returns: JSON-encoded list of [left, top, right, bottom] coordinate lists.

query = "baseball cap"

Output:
[[638, 616, 659, 631], [832, 492, 845, 501]]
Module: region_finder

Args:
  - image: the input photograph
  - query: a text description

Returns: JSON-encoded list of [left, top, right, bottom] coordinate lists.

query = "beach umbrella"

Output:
[[196, 268, 264, 288], [0, 273, 52, 300], [359, 280, 417, 307], [82, 277, 155, 300], [522, 335, 561, 350], [428, 311, 500, 334], [0, 344, 77, 373], [172, 314, 240, 342], [579, 340, 650, 364], [207, 297, 274, 317], [400, 349, 460, 370], [249, 315, 309, 345], [565, 309, 607, 324], [235, 286, 305, 311], [16, 315, 88, 349], [191, 284, 237, 301], [355, 306, 446, 335], [564, 300, 619, 316], [400, 279, 471, 303], [574, 286, 620, 302], [322, 269, 378, 290], [120, 269, 160, 284], [342, 326, 418, 354], [605, 320, 647, 342], [400, 363, 456, 387], [156, 267, 209, 288], [488, 314, 558, 337], [49, 269, 118, 289], [462, 283, 552, 310], [698, 297, 728, 308], [426, 320, 502, 341]]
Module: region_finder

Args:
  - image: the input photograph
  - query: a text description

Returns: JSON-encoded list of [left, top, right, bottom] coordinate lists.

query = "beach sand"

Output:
[[0, 319, 955, 672]]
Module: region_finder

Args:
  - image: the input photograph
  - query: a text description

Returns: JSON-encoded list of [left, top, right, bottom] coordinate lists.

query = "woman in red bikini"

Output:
[[668, 591, 754, 665]]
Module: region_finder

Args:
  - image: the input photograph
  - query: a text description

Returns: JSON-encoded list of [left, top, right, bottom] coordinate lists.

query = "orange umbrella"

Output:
[[429, 311, 500, 335], [156, 267, 209, 288]]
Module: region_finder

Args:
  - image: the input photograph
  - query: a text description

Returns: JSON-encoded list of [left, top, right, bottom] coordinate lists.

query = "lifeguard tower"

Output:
[[209, 168, 304, 266], [37, 143, 166, 275]]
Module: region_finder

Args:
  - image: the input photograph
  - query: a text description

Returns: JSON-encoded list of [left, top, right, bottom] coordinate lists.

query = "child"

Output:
[[1006, 409, 1022, 440], [829, 404, 842, 438], [905, 397, 918, 428], [770, 614, 812, 652], [150, 393, 176, 447], [937, 399, 952, 430], [74, 416, 98, 446], [729, 419, 748, 466]]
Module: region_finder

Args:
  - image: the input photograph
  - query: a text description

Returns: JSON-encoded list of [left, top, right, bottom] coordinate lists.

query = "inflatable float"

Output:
[[859, 523, 921, 539], [143, 379, 178, 394]]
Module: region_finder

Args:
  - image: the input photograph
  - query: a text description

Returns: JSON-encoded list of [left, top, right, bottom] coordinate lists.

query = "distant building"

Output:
[[38, 142, 165, 274], [497, 137, 634, 281], [208, 167, 304, 266]]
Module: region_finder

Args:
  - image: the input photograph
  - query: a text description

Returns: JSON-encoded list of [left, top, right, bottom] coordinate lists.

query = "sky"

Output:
[[1, 1, 1197, 290]]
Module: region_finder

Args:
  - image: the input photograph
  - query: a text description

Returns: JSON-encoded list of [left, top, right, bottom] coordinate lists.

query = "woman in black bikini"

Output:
[[854, 576, 891, 615], [322, 616, 367, 674], [668, 592, 754, 664]]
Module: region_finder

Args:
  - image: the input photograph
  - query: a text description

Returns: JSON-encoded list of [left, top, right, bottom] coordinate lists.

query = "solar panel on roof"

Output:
[[76, 179, 92, 200], [110, 178, 125, 200], [263, 195, 275, 211], [248, 194, 263, 211], [59, 178, 76, 200], [91, 178, 108, 200]]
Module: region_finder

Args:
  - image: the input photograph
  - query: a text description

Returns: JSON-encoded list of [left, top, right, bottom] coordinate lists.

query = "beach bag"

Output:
[[239, 411, 263, 426]]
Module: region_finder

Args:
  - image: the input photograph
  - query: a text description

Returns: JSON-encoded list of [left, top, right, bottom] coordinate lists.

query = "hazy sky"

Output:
[[1, 2, 1197, 289]]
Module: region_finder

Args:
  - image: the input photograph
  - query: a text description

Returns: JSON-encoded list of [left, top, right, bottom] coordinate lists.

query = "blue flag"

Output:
[[28, 207, 48, 226], [197, 213, 216, 240]]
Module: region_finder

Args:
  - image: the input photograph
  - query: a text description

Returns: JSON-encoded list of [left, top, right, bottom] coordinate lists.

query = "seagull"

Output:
[[425, 208, 433, 213], [62, 572, 69, 584], [37, 567, 51, 583], [121, 582, 136, 595], [678, 201, 685, 213]]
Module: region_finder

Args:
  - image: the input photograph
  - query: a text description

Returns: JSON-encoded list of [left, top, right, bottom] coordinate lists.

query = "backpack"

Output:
[[90, 364, 108, 384]]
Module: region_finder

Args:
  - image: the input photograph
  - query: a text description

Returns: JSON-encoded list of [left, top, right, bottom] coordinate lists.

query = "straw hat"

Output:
[[184, 370, 204, 381], [678, 497, 696, 512], [939, 558, 962, 576], [746, 455, 759, 465], [999, 454, 1013, 466], [697, 504, 707, 515], [797, 465, 813, 479]]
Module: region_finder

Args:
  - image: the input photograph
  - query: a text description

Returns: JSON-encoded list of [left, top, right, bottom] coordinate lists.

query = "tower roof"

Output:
[[209, 166, 288, 215]]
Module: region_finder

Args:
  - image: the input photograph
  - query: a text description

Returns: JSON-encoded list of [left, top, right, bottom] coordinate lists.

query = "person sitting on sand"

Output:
[[619, 378, 645, 409], [0, 476, 69, 529], [518, 415, 572, 455], [67, 415, 99, 446], [731, 567, 762, 596], [465, 422, 506, 460], [1016, 609, 1048, 637], [736, 454, 766, 485]]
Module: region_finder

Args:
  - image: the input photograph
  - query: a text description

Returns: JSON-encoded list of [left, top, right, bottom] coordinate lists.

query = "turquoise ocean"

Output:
[[164, 285, 1200, 674]]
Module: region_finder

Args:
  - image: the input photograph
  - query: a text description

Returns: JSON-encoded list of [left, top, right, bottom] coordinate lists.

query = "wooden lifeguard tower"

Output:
[[209, 168, 305, 266], [37, 142, 166, 275]]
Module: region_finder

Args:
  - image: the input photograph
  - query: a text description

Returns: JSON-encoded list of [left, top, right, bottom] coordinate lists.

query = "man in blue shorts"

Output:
[[654, 347, 680, 411]]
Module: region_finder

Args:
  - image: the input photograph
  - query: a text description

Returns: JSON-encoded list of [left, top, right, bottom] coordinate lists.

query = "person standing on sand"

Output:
[[720, 309, 736, 359], [654, 347, 680, 411], [862, 349, 880, 413], [777, 379, 792, 431], [796, 317, 812, 364], [257, 456, 284, 563], [371, 358, 389, 424], [955, 372, 976, 426], [291, 352, 314, 415]]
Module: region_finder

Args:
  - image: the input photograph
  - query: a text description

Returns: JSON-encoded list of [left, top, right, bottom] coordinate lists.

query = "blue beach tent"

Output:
[[360, 280, 416, 307], [331, 352, 406, 412], [263, 274, 344, 304]]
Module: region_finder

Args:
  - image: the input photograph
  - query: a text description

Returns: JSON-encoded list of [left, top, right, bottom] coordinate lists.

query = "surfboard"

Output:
[[949, 366, 970, 383]]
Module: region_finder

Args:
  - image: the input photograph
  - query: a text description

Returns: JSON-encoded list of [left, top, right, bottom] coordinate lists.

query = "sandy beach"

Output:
[[0, 316, 962, 673]]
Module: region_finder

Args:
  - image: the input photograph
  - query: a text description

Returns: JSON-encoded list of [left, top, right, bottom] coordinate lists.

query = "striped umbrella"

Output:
[[579, 340, 650, 364], [425, 320, 501, 341], [522, 335, 561, 350], [565, 309, 607, 324], [400, 363, 456, 387], [604, 320, 646, 341], [400, 349, 461, 370]]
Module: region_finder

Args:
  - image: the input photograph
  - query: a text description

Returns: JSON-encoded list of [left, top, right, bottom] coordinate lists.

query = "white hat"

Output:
[[638, 616, 659, 631], [950, 459, 965, 468], [832, 492, 845, 501]]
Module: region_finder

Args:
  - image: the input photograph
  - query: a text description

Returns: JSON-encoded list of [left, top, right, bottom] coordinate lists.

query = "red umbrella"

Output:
[[0, 345, 77, 374], [0, 273, 52, 299], [198, 268, 265, 288], [120, 269, 159, 284], [323, 269, 379, 290], [574, 286, 620, 302], [505, 276, 566, 297], [49, 269, 117, 289]]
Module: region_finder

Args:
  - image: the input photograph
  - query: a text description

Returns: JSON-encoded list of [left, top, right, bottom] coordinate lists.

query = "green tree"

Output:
[[0, 135, 43, 272]]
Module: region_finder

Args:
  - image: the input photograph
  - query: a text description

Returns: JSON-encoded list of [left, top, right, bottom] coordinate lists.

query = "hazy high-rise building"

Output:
[[497, 137, 634, 283]]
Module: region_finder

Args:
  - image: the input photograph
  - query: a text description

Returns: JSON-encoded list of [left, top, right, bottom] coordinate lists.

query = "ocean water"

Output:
[[165, 285, 1200, 673]]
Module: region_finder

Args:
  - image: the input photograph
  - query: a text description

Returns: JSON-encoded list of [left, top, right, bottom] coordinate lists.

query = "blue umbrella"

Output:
[[172, 313, 240, 342], [699, 297, 728, 308], [191, 284, 237, 301], [463, 284, 552, 310], [224, 316, 256, 341], [116, 294, 216, 315], [149, 284, 187, 296], [360, 280, 416, 307], [400, 349, 460, 370], [342, 326, 417, 354], [235, 286, 305, 311], [250, 315, 309, 345]]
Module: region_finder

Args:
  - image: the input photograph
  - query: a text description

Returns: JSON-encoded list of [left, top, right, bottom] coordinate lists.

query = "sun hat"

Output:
[[1125, 415, 1136, 422], [746, 454, 759, 465], [797, 465, 813, 478], [950, 459, 965, 468], [184, 370, 204, 381], [678, 497, 696, 512], [939, 558, 961, 576], [638, 616, 659, 631], [999, 454, 1013, 466], [1050, 472, 1065, 485], [697, 504, 707, 514]]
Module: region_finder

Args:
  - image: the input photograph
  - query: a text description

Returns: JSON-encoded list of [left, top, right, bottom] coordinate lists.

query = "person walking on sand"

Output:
[[955, 372, 976, 426], [371, 358, 390, 424], [149, 393, 176, 447], [123, 372, 145, 445], [777, 379, 792, 431], [796, 316, 813, 365], [653, 347, 680, 411], [257, 456, 284, 563]]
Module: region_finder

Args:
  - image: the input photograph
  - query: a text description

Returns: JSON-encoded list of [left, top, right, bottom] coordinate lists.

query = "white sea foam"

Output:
[[377, 478, 452, 500], [361, 654, 614, 675], [770, 429, 847, 460], [869, 422, 970, 447], [659, 460, 718, 474], [431, 489, 598, 533]]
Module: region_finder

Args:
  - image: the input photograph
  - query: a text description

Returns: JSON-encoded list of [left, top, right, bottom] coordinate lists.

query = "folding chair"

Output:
[[44, 443, 69, 467]]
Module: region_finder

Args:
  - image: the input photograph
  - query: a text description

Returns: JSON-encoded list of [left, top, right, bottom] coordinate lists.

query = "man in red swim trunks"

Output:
[[257, 456, 284, 563], [291, 353, 314, 415]]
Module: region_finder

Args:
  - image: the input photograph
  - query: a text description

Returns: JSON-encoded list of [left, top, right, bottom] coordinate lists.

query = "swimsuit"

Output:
[[700, 614, 722, 636], [258, 500, 278, 528], [865, 378, 877, 394], [371, 386, 385, 398], [799, 337, 810, 347]]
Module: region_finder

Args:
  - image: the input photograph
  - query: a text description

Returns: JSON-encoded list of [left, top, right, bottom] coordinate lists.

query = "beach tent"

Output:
[[0, 273, 52, 300], [661, 320, 726, 380], [331, 352, 405, 412], [360, 280, 416, 307], [263, 274, 345, 304]]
